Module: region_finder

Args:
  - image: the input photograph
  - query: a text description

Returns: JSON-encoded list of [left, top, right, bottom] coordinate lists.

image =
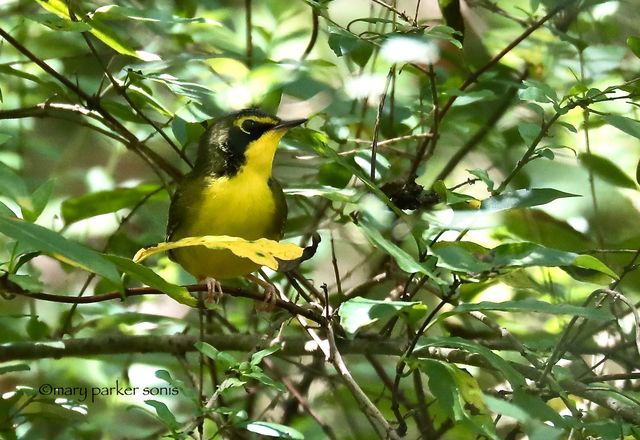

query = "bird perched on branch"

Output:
[[166, 108, 306, 300]]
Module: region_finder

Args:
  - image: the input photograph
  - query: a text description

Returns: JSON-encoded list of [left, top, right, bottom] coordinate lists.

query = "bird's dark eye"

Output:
[[242, 119, 259, 133]]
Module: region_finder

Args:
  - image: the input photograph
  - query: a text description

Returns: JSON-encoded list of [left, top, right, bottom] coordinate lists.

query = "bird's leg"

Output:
[[245, 273, 278, 311], [202, 277, 223, 303]]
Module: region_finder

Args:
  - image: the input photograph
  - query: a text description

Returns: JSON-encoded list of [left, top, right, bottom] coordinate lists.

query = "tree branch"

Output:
[[2, 282, 324, 324], [0, 26, 182, 180]]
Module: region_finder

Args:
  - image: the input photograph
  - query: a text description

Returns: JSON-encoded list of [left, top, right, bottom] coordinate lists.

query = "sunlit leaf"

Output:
[[338, 296, 427, 335], [285, 186, 358, 203], [481, 188, 580, 211], [134, 236, 303, 271], [27, 14, 92, 32], [432, 241, 617, 279], [34, 0, 155, 60], [380, 35, 439, 64], [442, 299, 611, 321], [243, 421, 304, 439]]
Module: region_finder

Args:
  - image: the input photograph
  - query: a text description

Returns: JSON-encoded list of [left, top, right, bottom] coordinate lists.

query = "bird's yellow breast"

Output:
[[171, 167, 279, 279]]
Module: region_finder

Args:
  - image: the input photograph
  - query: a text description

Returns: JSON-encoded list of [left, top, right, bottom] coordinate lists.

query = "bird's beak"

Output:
[[273, 118, 307, 130]]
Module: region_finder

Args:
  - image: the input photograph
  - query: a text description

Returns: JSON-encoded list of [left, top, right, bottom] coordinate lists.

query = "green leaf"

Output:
[[243, 421, 304, 439], [318, 161, 353, 188], [627, 36, 640, 59], [327, 29, 374, 67], [7, 273, 43, 292], [144, 400, 180, 432], [0, 216, 121, 284], [442, 299, 612, 321], [105, 255, 194, 306], [467, 169, 494, 192], [518, 80, 558, 104], [579, 153, 637, 189], [481, 188, 580, 212], [90, 4, 215, 25], [34, 0, 157, 60], [23, 180, 55, 222], [502, 209, 591, 251], [420, 359, 498, 439], [194, 342, 237, 369], [432, 241, 617, 279], [27, 14, 92, 32], [250, 346, 280, 366], [291, 129, 403, 216], [0, 162, 29, 203], [61, 185, 164, 224], [0, 363, 30, 375], [574, 255, 619, 279], [26, 316, 50, 340], [338, 296, 427, 335], [603, 114, 640, 140], [243, 369, 286, 392], [420, 359, 463, 420], [416, 336, 526, 387], [484, 394, 564, 440], [285, 186, 359, 203], [431, 243, 493, 273], [517, 122, 540, 145], [358, 215, 445, 284], [144, 73, 215, 104], [155, 369, 199, 403]]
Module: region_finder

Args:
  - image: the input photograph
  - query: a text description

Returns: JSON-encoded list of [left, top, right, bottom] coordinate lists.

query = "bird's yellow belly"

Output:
[[172, 174, 278, 279]]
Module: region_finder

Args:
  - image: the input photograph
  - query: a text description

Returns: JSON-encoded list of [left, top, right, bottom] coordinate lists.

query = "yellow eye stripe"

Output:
[[234, 115, 280, 134]]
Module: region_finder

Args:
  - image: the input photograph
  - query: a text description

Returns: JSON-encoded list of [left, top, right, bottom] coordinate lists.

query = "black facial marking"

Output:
[[193, 109, 281, 177]]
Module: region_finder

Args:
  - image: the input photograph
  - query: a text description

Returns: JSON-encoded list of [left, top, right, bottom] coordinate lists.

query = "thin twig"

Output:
[[80, 31, 192, 167], [3, 282, 324, 324], [325, 318, 401, 439], [406, 0, 578, 179], [370, 65, 395, 181], [0, 26, 182, 180], [245, 0, 253, 68], [435, 67, 528, 182], [370, 0, 416, 25], [302, 8, 319, 60]]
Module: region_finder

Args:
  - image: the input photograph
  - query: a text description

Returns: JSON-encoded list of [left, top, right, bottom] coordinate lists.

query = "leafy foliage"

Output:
[[1, 0, 640, 439]]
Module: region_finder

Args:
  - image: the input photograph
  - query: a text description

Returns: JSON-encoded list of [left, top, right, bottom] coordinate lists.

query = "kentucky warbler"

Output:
[[166, 109, 306, 297]]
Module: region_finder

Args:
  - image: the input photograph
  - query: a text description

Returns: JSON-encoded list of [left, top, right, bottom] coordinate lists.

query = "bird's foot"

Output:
[[245, 274, 278, 311], [203, 277, 224, 303]]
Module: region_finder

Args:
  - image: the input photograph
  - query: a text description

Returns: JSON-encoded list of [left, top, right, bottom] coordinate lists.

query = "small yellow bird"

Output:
[[166, 108, 306, 298]]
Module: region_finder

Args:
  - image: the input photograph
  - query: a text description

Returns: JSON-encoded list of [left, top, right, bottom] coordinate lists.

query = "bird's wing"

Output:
[[166, 174, 199, 242], [268, 177, 288, 239]]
